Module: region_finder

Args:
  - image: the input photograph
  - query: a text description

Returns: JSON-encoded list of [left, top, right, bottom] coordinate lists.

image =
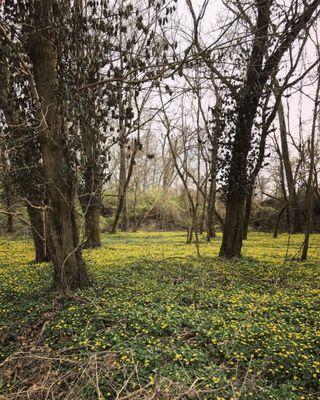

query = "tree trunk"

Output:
[[206, 199, 216, 240], [219, 99, 255, 257], [78, 124, 102, 249], [0, 144, 14, 234], [111, 194, 125, 234], [219, 0, 318, 256], [206, 83, 221, 242], [278, 151, 291, 231], [243, 188, 253, 240], [273, 203, 288, 238], [301, 68, 320, 260], [85, 205, 101, 248], [207, 154, 217, 241], [4, 181, 14, 234], [220, 0, 272, 258], [187, 226, 193, 244], [80, 195, 101, 248], [220, 189, 247, 257], [301, 196, 312, 260], [121, 193, 128, 232], [199, 191, 206, 235], [28, 0, 89, 290], [242, 106, 270, 240], [27, 202, 50, 263], [133, 179, 138, 232], [7, 211, 14, 234], [276, 87, 303, 233], [73, 0, 101, 249], [111, 141, 138, 234], [111, 127, 127, 234]]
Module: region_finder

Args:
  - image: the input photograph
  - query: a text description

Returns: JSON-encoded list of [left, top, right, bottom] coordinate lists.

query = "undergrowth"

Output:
[[0, 232, 319, 399]]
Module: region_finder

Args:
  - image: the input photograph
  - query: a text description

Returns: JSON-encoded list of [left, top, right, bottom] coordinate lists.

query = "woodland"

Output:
[[0, 0, 320, 398]]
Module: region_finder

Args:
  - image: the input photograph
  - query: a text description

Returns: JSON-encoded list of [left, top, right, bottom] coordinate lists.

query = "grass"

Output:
[[0, 232, 319, 399]]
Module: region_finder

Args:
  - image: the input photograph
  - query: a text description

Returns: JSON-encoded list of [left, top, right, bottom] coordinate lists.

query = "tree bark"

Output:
[[205, 82, 221, 242], [73, 0, 102, 249], [27, 0, 89, 290], [206, 189, 216, 239], [273, 203, 288, 238], [242, 188, 253, 240], [275, 82, 303, 233], [274, 136, 291, 231], [242, 106, 269, 240], [301, 67, 320, 260], [85, 205, 101, 248], [206, 144, 218, 240], [111, 141, 138, 234], [111, 123, 127, 234], [0, 79, 14, 234], [78, 120, 102, 249], [27, 202, 50, 263], [199, 189, 206, 235], [80, 194, 101, 248], [6, 210, 14, 233], [220, 0, 272, 258], [2, 174, 14, 234]]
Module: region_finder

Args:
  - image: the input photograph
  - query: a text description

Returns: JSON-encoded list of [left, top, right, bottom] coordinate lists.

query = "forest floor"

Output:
[[0, 232, 319, 399]]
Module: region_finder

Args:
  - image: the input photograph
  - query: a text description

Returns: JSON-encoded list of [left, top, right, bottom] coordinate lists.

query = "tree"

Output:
[[219, 0, 320, 257], [25, 0, 89, 288], [0, 42, 50, 261], [302, 63, 320, 260], [67, 1, 112, 248], [274, 79, 303, 233], [185, 0, 320, 256]]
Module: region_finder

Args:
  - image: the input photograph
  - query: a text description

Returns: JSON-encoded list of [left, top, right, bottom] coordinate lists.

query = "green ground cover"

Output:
[[0, 232, 319, 399]]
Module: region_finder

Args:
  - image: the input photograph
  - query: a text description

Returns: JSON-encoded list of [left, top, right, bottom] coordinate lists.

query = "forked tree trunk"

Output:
[[28, 0, 89, 290]]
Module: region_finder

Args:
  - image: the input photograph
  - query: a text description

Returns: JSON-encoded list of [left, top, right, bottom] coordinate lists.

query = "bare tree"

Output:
[[302, 63, 320, 260]]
